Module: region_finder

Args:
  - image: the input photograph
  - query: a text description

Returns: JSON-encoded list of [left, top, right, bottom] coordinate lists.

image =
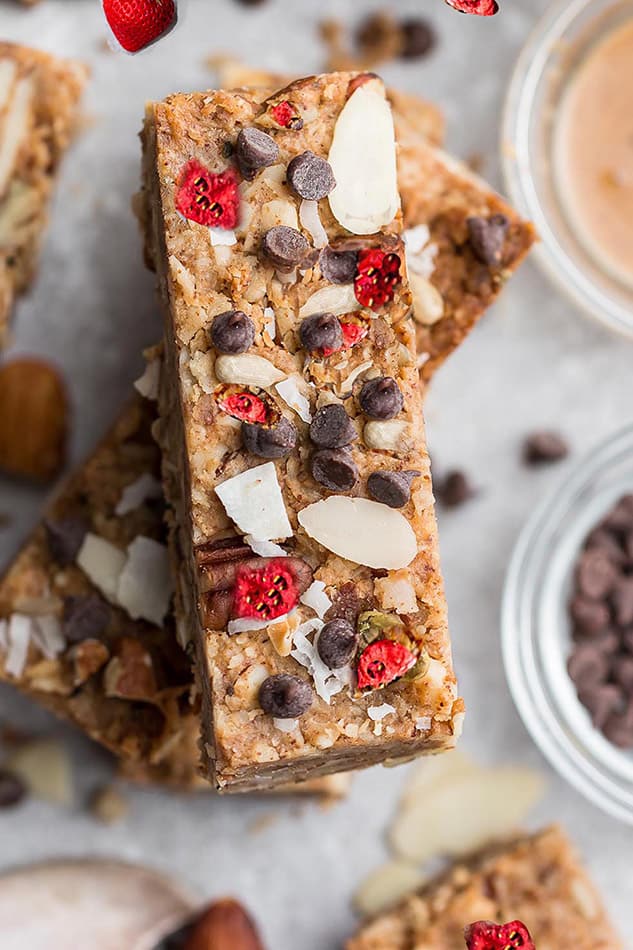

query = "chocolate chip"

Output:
[[575, 549, 619, 600], [309, 404, 356, 449], [602, 701, 633, 748], [299, 313, 342, 355], [0, 769, 26, 808], [523, 431, 569, 466], [574, 629, 620, 654], [359, 377, 403, 420], [235, 127, 279, 180], [317, 618, 358, 669], [600, 495, 633, 534], [287, 151, 336, 201], [259, 674, 313, 718], [262, 226, 309, 269], [209, 310, 255, 354], [44, 517, 88, 567], [242, 416, 297, 459], [467, 214, 510, 266], [585, 527, 627, 565], [319, 247, 358, 284], [611, 654, 633, 695], [311, 448, 358, 492], [400, 18, 436, 59], [612, 577, 633, 627], [622, 627, 633, 653], [578, 682, 623, 729], [62, 595, 111, 643], [367, 470, 418, 508], [567, 642, 609, 690], [569, 595, 610, 635], [436, 470, 476, 508]]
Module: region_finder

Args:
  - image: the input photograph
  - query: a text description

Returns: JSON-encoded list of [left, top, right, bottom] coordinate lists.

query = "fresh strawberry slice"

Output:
[[102, 0, 177, 53], [464, 920, 534, 950], [445, 0, 499, 15]]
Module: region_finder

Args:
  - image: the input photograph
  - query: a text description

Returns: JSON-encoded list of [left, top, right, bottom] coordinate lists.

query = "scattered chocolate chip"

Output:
[[359, 377, 403, 420], [567, 642, 610, 690], [0, 768, 26, 808], [523, 431, 569, 466], [317, 618, 358, 669], [400, 18, 436, 58], [602, 701, 633, 748], [569, 594, 610, 635], [611, 654, 633, 694], [574, 629, 620, 654], [578, 682, 623, 729], [600, 495, 633, 533], [241, 416, 297, 459], [467, 213, 509, 266], [309, 404, 356, 448], [287, 150, 336, 201], [259, 673, 313, 718], [612, 577, 633, 627], [575, 549, 619, 600], [585, 527, 627, 565], [235, 127, 279, 180], [435, 470, 476, 508], [299, 313, 343, 355], [319, 247, 359, 284], [367, 470, 418, 508], [209, 310, 255, 354], [262, 226, 309, 269], [44, 517, 88, 567], [62, 595, 111, 643], [622, 627, 633, 653], [311, 448, 358, 492]]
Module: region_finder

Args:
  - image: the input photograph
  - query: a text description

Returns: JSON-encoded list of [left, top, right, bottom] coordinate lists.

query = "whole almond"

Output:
[[185, 899, 265, 950], [0, 358, 68, 482]]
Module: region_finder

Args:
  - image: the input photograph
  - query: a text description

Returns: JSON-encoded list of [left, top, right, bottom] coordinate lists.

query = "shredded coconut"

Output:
[[275, 376, 313, 423], [404, 224, 430, 255], [368, 702, 396, 722], [77, 533, 126, 604], [291, 619, 347, 704], [115, 473, 162, 516], [300, 580, 332, 619], [244, 535, 287, 558], [415, 716, 432, 732], [299, 199, 328, 248], [5, 614, 32, 677], [209, 226, 237, 246], [31, 615, 65, 659], [117, 536, 173, 627], [273, 718, 299, 733], [263, 306, 276, 340]]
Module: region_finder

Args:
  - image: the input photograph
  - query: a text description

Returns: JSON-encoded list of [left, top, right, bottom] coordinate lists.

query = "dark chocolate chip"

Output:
[[311, 448, 359, 492], [569, 595, 610, 635], [611, 654, 633, 695], [44, 517, 88, 567], [467, 213, 510, 266], [259, 673, 313, 718], [0, 769, 26, 809], [436, 470, 476, 508], [367, 470, 419, 509], [567, 642, 610, 690], [622, 627, 633, 653], [575, 549, 619, 600], [400, 18, 436, 59], [573, 629, 620, 654], [62, 595, 111, 643], [612, 577, 633, 627], [319, 247, 359, 284], [600, 494, 633, 533], [209, 310, 255, 354], [602, 701, 633, 748], [585, 527, 627, 565], [241, 416, 297, 459], [287, 151, 336, 201], [523, 431, 569, 466], [359, 377, 403, 420], [317, 618, 358, 669], [262, 226, 309, 269], [235, 127, 279, 180], [578, 682, 623, 729], [299, 313, 342, 355], [309, 404, 357, 449]]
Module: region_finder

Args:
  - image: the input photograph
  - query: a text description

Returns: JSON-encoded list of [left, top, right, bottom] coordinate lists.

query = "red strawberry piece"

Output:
[[270, 100, 304, 130], [233, 559, 299, 621], [175, 161, 239, 229], [102, 0, 177, 53], [218, 391, 271, 424], [464, 920, 534, 950], [357, 638, 416, 691], [354, 249, 402, 310], [445, 0, 499, 15]]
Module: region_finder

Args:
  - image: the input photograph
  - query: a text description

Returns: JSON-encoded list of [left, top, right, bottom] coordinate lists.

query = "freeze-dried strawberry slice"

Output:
[[175, 161, 239, 228], [218, 391, 271, 424], [445, 0, 499, 15], [464, 920, 534, 950], [354, 249, 402, 310], [270, 100, 304, 130], [233, 559, 299, 621], [356, 638, 416, 691]]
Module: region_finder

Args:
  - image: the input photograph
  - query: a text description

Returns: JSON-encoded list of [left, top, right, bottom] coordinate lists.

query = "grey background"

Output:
[[1, 0, 632, 945]]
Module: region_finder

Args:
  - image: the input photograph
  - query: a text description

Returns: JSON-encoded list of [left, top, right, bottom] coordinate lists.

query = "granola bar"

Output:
[[141, 72, 463, 791], [0, 42, 87, 345], [0, 387, 346, 798], [348, 826, 622, 950]]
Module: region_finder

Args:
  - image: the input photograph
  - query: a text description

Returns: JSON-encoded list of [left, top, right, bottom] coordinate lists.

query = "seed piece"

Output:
[[210, 310, 255, 354], [259, 674, 313, 718]]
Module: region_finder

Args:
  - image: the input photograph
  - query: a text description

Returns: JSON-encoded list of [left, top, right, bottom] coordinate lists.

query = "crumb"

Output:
[[89, 784, 129, 825]]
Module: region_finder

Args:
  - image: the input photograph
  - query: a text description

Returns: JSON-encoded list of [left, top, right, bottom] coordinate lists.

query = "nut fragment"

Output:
[[363, 419, 411, 453], [214, 353, 285, 387], [103, 638, 157, 702], [409, 272, 444, 326], [183, 899, 265, 950]]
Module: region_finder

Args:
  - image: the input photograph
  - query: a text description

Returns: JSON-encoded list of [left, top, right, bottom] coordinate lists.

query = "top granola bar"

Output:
[[142, 72, 463, 791]]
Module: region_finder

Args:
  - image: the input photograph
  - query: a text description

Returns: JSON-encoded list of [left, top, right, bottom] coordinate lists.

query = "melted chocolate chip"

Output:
[[309, 404, 356, 448], [287, 150, 336, 201], [467, 214, 510, 266], [311, 448, 358, 492], [210, 310, 255, 354], [359, 377, 403, 420], [235, 127, 279, 180], [299, 313, 342, 355], [62, 595, 112, 643], [367, 470, 418, 508], [242, 416, 297, 458], [262, 226, 309, 269], [44, 517, 88, 567], [319, 247, 359, 284], [317, 618, 358, 669], [259, 673, 313, 718], [0, 769, 26, 809]]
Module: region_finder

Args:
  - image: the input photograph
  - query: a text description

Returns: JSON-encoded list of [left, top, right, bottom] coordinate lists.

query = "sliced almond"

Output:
[[215, 353, 285, 387], [216, 462, 292, 541], [328, 80, 399, 235], [298, 497, 416, 570], [353, 860, 426, 917], [409, 272, 444, 326], [0, 75, 33, 199]]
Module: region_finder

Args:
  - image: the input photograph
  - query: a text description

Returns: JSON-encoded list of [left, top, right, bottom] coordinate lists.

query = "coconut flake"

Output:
[[227, 610, 295, 635], [115, 473, 162, 517], [337, 360, 373, 397], [77, 533, 127, 604], [300, 581, 332, 619], [299, 283, 360, 318], [275, 376, 313, 423], [31, 616, 65, 659], [209, 227, 237, 247], [263, 306, 276, 340], [407, 243, 438, 280], [116, 537, 173, 627], [404, 224, 430, 256], [415, 716, 432, 732], [273, 718, 299, 733], [368, 702, 396, 722], [213, 245, 233, 267], [299, 199, 328, 248], [216, 462, 292, 541], [291, 619, 346, 704], [244, 535, 287, 558], [5, 614, 32, 677], [133, 359, 160, 401]]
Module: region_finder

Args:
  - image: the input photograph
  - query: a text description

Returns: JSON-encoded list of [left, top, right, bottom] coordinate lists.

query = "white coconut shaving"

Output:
[[337, 360, 374, 397], [300, 580, 332, 619], [291, 618, 347, 704], [208, 227, 237, 247], [31, 615, 65, 659], [244, 535, 287, 558], [227, 609, 296, 636], [273, 718, 299, 734], [404, 224, 430, 255], [216, 462, 292, 541], [275, 376, 313, 423], [263, 306, 276, 340], [368, 702, 396, 722], [299, 199, 328, 248], [5, 614, 32, 677], [77, 533, 127, 604], [133, 359, 160, 401], [115, 473, 162, 516], [117, 536, 173, 627], [415, 716, 432, 732]]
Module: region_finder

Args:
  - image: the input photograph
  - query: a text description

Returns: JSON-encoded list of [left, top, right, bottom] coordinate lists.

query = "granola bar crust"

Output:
[[347, 826, 622, 950], [142, 73, 462, 791], [0, 42, 87, 345]]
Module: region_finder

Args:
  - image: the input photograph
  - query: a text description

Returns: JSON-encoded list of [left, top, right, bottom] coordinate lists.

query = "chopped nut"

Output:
[[69, 638, 109, 685], [103, 638, 157, 702], [409, 272, 444, 325]]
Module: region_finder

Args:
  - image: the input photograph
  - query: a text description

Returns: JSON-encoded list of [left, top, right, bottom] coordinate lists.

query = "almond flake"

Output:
[[275, 376, 313, 423], [215, 353, 285, 387], [409, 272, 444, 326], [115, 473, 162, 517], [353, 860, 426, 918], [76, 533, 126, 604], [0, 76, 33, 198], [216, 462, 292, 541], [227, 610, 293, 635], [116, 537, 173, 627], [0, 59, 17, 113]]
